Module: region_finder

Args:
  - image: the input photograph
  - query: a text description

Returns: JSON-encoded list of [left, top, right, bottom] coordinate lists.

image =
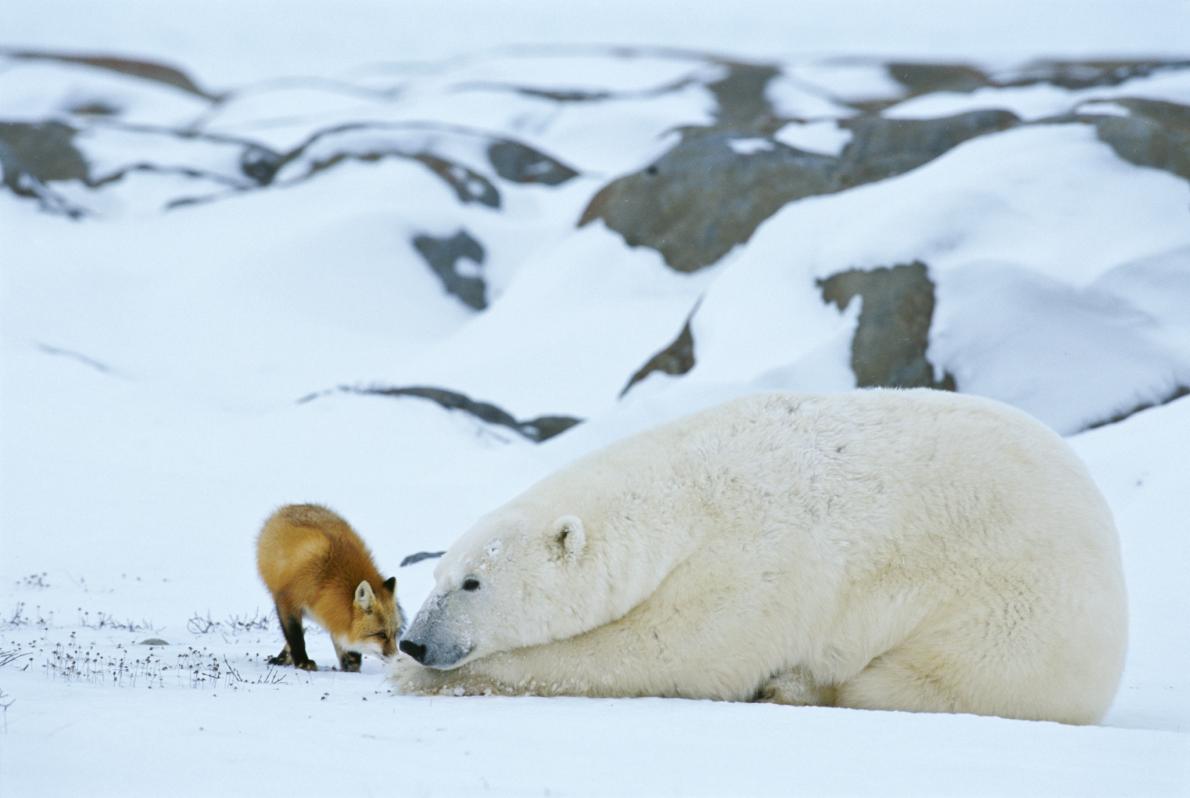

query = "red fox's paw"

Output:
[[296, 659, 318, 671], [339, 652, 362, 672], [267, 653, 293, 667]]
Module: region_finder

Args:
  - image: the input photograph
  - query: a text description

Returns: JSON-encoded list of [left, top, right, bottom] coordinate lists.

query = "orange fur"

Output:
[[256, 504, 403, 671]]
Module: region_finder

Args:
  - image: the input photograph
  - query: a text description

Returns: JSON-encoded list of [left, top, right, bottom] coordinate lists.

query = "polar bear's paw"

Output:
[[755, 667, 836, 707], [389, 655, 453, 695]]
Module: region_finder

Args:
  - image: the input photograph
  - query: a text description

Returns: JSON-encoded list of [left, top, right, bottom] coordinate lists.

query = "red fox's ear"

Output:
[[354, 580, 375, 613], [383, 576, 397, 593]]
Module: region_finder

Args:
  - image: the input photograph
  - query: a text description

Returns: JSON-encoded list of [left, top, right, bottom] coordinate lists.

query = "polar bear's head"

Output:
[[398, 467, 689, 670], [398, 505, 605, 669]]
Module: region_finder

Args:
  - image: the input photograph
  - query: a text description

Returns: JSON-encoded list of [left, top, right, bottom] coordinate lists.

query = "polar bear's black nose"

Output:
[[399, 639, 427, 663]]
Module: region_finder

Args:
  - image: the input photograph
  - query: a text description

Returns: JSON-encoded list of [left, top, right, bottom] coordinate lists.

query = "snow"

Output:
[[884, 68, 1190, 121], [3, 1, 1190, 795], [782, 60, 907, 104], [774, 120, 854, 155], [680, 124, 1190, 431], [728, 138, 777, 156], [0, 61, 207, 125], [2, 685, 1187, 797], [764, 75, 852, 119], [1077, 101, 1133, 117], [931, 259, 1190, 433], [1071, 399, 1190, 735], [6, 0, 1189, 86], [393, 222, 714, 417]]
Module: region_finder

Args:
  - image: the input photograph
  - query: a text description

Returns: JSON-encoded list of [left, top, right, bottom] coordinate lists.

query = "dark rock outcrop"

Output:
[[412, 230, 488, 310], [277, 125, 503, 208], [239, 144, 284, 185], [2, 49, 218, 100], [0, 120, 88, 183], [817, 261, 955, 390], [1085, 99, 1190, 181], [486, 140, 579, 185], [884, 59, 1190, 101], [1006, 59, 1190, 91], [400, 551, 446, 567], [581, 110, 1021, 274], [620, 301, 699, 397], [416, 153, 501, 208], [0, 120, 90, 217], [301, 385, 581, 443], [705, 62, 781, 130], [885, 62, 991, 98], [580, 134, 836, 272], [0, 119, 286, 215], [836, 109, 1020, 188], [1083, 386, 1190, 431]]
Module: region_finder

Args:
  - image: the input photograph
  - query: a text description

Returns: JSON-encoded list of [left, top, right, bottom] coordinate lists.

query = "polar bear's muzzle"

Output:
[[398, 634, 473, 669], [399, 599, 475, 669]]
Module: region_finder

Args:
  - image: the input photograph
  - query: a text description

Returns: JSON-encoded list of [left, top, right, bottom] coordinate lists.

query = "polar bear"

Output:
[[394, 390, 1127, 724]]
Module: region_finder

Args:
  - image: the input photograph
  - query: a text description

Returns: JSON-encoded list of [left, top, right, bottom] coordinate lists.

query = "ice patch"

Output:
[[1078, 101, 1131, 117], [728, 138, 775, 155], [765, 74, 852, 118], [774, 121, 852, 156]]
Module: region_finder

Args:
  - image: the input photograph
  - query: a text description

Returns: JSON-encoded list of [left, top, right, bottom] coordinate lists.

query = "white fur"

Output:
[[394, 390, 1127, 724]]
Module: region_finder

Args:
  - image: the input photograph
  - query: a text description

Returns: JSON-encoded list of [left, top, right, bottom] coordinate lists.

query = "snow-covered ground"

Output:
[[2, 2, 1189, 796]]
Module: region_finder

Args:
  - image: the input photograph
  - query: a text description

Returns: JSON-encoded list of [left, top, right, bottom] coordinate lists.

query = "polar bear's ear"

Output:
[[553, 515, 586, 561]]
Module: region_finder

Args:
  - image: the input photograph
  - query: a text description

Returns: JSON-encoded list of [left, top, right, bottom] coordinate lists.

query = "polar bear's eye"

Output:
[[462, 577, 481, 592]]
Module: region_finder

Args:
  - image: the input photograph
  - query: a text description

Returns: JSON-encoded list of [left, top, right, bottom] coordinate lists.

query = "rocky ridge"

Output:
[[3, 46, 1187, 436]]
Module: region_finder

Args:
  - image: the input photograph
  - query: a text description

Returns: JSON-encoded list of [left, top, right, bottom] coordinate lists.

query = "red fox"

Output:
[[256, 504, 404, 672]]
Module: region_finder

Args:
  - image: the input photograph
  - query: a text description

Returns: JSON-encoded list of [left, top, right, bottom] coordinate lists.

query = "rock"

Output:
[[1005, 59, 1190, 91], [277, 128, 502, 208], [817, 261, 955, 390], [582, 110, 1020, 274], [0, 120, 90, 217], [239, 144, 283, 185], [412, 230, 488, 310], [884, 60, 1190, 101], [837, 109, 1020, 188], [473, 83, 613, 103], [1084, 386, 1190, 431], [138, 638, 170, 646], [621, 301, 699, 396], [885, 62, 991, 98], [1086, 100, 1190, 182], [580, 133, 836, 272], [705, 62, 781, 129], [486, 140, 579, 185], [400, 551, 446, 567], [304, 385, 582, 443], [5, 49, 217, 100], [0, 121, 88, 183], [415, 153, 501, 208]]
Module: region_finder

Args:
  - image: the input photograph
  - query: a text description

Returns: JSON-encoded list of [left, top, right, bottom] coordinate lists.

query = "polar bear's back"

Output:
[[664, 390, 1126, 723], [671, 389, 1117, 555]]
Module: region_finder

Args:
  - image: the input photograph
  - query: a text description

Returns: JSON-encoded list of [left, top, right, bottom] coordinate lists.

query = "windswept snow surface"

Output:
[[3, 2, 1190, 796]]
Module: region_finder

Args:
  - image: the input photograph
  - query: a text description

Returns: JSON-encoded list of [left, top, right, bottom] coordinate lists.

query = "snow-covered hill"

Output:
[[2, 3, 1189, 795]]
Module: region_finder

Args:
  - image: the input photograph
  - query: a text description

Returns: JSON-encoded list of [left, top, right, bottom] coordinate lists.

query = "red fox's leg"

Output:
[[266, 598, 294, 665], [270, 600, 316, 671], [332, 640, 362, 672], [267, 643, 293, 666]]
